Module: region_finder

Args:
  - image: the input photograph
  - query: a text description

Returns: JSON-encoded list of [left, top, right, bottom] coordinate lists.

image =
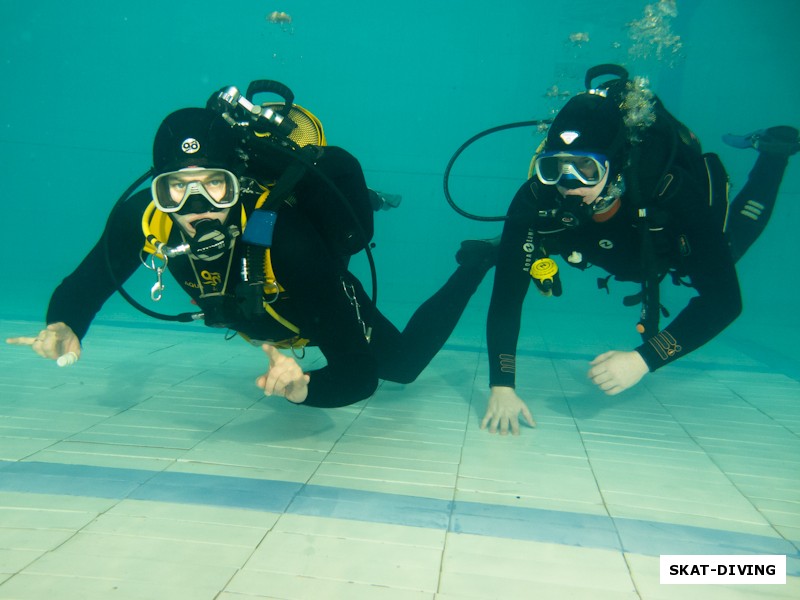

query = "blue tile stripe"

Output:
[[1, 460, 797, 576]]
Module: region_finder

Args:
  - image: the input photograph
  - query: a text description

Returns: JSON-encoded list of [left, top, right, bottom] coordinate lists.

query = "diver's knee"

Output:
[[381, 368, 420, 386]]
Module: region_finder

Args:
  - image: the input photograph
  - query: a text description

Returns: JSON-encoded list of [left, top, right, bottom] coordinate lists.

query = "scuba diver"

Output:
[[477, 64, 798, 434], [6, 83, 496, 407]]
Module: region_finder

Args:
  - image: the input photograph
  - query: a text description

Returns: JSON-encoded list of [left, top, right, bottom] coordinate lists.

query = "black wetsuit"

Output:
[[47, 146, 489, 407], [726, 153, 791, 262], [487, 161, 744, 389], [486, 142, 792, 389]]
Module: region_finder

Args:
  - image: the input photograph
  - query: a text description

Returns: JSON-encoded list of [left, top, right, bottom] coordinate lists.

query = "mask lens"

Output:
[[535, 152, 608, 186], [535, 155, 563, 184], [152, 168, 240, 213], [572, 156, 599, 180]]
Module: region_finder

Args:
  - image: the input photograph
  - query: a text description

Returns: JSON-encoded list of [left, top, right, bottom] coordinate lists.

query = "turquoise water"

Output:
[[1, 5, 799, 596], [2, 0, 798, 355]]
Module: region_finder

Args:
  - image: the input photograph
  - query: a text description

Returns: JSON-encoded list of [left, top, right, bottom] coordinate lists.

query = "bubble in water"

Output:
[[626, 0, 683, 65], [543, 85, 572, 99], [568, 32, 590, 47], [622, 76, 657, 143], [266, 11, 292, 24]]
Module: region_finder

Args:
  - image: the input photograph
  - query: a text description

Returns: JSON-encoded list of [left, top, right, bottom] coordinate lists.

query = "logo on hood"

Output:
[[181, 138, 200, 154], [559, 131, 580, 145]]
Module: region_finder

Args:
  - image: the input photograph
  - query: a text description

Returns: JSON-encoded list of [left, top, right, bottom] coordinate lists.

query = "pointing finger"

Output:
[[6, 337, 37, 346], [261, 343, 286, 363]]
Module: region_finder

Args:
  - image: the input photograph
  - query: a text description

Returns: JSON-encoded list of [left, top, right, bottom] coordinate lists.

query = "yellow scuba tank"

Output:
[[257, 103, 326, 146]]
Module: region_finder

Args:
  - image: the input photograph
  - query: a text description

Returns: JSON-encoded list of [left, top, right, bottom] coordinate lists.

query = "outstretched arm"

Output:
[[485, 181, 542, 433], [47, 189, 150, 341]]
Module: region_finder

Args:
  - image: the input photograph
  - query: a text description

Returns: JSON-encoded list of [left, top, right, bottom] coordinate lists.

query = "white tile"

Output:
[[223, 570, 435, 599], [0, 573, 223, 600], [27, 440, 186, 468], [25, 532, 245, 583], [244, 518, 443, 592], [627, 554, 800, 600], [1, 317, 799, 600], [173, 441, 325, 482], [81, 510, 271, 547], [439, 533, 637, 599], [0, 495, 114, 530]]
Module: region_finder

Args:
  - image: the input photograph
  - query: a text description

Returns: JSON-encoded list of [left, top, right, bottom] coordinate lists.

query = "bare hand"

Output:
[[588, 350, 649, 395], [6, 322, 81, 365], [481, 386, 536, 435], [256, 343, 310, 404]]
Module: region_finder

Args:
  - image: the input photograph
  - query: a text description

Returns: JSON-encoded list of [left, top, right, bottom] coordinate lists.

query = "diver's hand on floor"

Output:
[[6, 322, 82, 365], [481, 386, 536, 435], [588, 350, 648, 395], [256, 343, 310, 404]]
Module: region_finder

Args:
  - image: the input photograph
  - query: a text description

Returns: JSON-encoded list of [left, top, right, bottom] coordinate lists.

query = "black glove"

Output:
[[530, 258, 563, 297]]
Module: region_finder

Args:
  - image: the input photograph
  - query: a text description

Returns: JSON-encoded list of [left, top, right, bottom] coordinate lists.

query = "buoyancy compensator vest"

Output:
[[107, 79, 378, 340], [576, 64, 730, 337]]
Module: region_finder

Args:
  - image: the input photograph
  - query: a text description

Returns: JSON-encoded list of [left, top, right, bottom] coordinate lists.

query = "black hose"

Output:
[[443, 119, 551, 222], [103, 168, 203, 322]]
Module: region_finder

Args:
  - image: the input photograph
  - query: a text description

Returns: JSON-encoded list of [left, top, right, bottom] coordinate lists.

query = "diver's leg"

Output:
[[724, 126, 798, 262], [365, 240, 497, 383]]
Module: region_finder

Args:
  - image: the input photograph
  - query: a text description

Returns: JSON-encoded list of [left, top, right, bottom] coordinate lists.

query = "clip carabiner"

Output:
[[141, 251, 169, 302], [342, 279, 372, 343]]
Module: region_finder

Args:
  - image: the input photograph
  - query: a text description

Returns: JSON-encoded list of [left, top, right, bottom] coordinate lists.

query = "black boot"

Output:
[[368, 189, 403, 211], [455, 236, 501, 270], [723, 126, 799, 156]]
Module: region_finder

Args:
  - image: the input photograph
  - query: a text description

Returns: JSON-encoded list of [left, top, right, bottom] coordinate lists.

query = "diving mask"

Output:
[[534, 151, 609, 187], [152, 167, 240, 213]]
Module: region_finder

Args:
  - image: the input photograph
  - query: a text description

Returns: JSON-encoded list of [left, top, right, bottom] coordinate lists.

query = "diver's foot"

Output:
[[723, 126, 799, 156], [456, 236, 500, 270], [369, 189, 403, 211]]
